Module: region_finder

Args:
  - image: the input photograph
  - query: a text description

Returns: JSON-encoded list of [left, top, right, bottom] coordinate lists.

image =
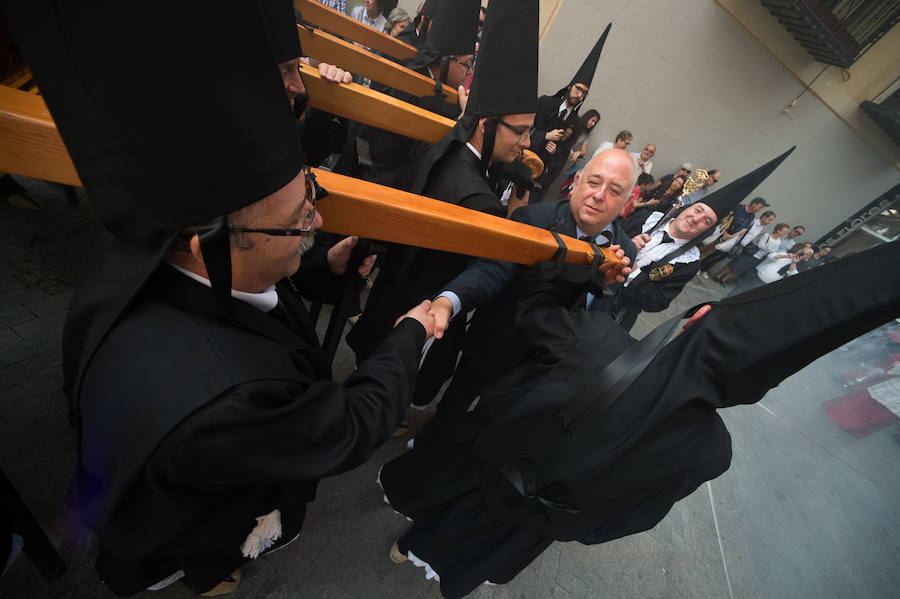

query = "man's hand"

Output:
[[507, 187, 529, 216], [428, 296, 454, 339], [632, 233, 651, 251], [457, 85, 469, 118], [605, 244, 631, 283], [647, 199, 660, 206], [396, 300, 435, 339], [318, 61, 352, 84], [326, 236, 376, 276], [545, 141, 557, 154], [546, 128, 564, 142], [681, 304, 711, 333]]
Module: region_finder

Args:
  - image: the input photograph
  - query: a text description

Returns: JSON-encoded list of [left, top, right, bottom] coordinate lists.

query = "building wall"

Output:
[[535, 0, 900, 239]]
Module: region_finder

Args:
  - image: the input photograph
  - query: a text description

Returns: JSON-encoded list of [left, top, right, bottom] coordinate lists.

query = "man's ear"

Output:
[[188, 234, 204, 261], [478, 117, 486, 134]]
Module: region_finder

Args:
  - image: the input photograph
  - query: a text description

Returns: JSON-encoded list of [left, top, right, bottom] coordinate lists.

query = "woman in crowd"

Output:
[[383, 7, 410, 37], [713, 218, 785, 284]]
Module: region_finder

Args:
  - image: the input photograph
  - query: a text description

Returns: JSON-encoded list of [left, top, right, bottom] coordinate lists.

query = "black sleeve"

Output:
[[620, 261, 700, 313]]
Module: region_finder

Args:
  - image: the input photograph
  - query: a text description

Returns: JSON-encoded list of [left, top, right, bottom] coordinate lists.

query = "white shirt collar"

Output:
[[167, 262, 279, 313], [465, 142, 482, 160], [558, 99, 569, 118]]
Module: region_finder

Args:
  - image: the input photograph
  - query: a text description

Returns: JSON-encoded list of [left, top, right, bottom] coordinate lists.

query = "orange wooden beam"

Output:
[[294, 0, 416, 61], [298, 25, 458, 106], [299, 62, 453, 143], [0, 86, 623, 280]]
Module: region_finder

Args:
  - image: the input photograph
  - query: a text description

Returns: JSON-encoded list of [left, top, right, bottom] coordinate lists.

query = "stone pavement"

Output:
[[1, 177, 898, 598]]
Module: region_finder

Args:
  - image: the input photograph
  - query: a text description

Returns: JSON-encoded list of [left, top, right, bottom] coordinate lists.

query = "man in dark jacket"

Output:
[[427, 148, 638, 419], [5, 1, 434, 595]]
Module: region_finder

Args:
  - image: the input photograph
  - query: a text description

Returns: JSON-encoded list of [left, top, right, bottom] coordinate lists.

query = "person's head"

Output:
[[365, 0, 382, 16], [819, 246, 831, 257], [667, 174, 686, 194], [773, 223, 790, 237], [613, 130, 633, 150], [384, 8, 410, 37], [669, 202, 717, 240], [170, 169, 322, 293], [705, 169, 720, 187], [676, 162, 693, 177], [799, 246, 814, 260], [759, 210, 776, 225], [747, 197, 769, 214], [788, 225, 805, 238], [640, 144, 656, 161], [569, 149, 636, 235], [565, 82, 589, 108], [478, 6, 487, 31], [635, 172, 655, 191], [440, 54, 474, 88], [579, 109, 600, 133], [469, 113, 534, 167]]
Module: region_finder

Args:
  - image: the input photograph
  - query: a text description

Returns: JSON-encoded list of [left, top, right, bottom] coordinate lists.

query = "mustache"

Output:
[[296, 232, 316, 257]]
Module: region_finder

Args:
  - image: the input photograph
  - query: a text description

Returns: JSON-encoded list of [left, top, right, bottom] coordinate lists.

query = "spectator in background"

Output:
[[558, 109, 601, 195], [591, 129, 632, 159], [711, 217, 784, 284], [351, 0, 386, 31], [631, 143, 656, 176], [318, 0, 347, 13], [681, 168, 720, 205], [729, 244, 812, 296], [622, 174, 686, 235], [383, 7, 410, 36], [797, 245, 831, 271], [697, 197, 770, 275], [657, 162, 692, 187], [621, 172, 656, 218], [783, 225, 805, 249], [477, 6, 487, 37]]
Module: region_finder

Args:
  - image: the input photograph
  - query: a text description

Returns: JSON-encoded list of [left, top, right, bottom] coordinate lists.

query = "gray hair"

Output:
[[384, 8, 410, 34], [227, 201, 268, 250]]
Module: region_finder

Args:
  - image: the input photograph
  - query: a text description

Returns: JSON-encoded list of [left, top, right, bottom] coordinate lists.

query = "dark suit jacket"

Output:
[[616, 259, 701, 331], [445, 199, 637, 379], [530, 95, 581, 200]]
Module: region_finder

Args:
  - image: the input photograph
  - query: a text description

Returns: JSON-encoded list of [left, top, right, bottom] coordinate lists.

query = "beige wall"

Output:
[[536, 0, 900, 239]]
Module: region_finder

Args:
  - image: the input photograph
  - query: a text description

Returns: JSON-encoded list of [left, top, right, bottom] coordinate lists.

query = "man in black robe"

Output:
[[5, 2, 435, 595], [614, 149, 794, 331], [529, 25, 611, 202], [426, 148, 639, 420], [346, 0, 540, 410], [380, 239, 900, 599]]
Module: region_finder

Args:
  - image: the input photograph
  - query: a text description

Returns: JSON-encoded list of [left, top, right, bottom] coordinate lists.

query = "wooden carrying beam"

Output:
[[294, 0, 416, 61], [0, 86, 623, 280], [298, 25, 458, 105], [299, 62, 453, 143]]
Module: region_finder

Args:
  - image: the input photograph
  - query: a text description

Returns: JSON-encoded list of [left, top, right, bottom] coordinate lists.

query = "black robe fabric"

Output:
[[381, 240, 900, 599], [346, 142, 505, 368], [529, 94, 581, 202], [433, 199, 637, 419], [77, 265, 425, 595], [615, 258, 702, 331]]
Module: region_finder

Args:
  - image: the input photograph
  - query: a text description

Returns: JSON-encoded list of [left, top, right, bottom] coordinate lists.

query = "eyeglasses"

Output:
[[498, 120, 534, 143], [229, 167, 327, 237], [572, 84, 589, 95], [450, 56, 474, 73]]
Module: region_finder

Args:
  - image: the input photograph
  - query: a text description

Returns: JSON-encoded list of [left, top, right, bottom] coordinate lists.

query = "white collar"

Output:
[[465, 142, 482, 160], [167, 262, 279, 313], [558, 99, 570, 117]]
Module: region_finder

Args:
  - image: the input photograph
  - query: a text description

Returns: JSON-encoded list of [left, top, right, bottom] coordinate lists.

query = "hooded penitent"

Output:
[[404, 0, 480, 77], [403, 0, 539, 194], [550, 23, 611, 112], [644, 147, 796, 264], [3, 1, 305, 413]]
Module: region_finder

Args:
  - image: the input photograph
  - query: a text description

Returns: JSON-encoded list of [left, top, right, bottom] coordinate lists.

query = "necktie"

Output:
[[559, 108, 567, 120], [660, 231, 674, 245]]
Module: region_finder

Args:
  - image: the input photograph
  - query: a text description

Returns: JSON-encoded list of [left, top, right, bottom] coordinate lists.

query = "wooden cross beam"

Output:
[[0, 86, 624, 281], [299, 62, 453, 143], [294, 0, 416, 61], [297, 24, 459, 105]]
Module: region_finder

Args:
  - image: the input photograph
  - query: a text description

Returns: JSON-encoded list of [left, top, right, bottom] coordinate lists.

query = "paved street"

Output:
[[1, 177, 898, 598]]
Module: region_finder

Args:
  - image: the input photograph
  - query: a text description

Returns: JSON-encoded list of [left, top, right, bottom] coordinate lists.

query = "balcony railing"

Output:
[[761, 0, 900, 67]]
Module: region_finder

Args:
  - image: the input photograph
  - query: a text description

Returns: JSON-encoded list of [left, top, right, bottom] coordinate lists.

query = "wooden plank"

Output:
[[299, 62, 453, 143], [312, 169, 624, 283], [0, 86, 624, 280], [294, 0, 416, 61], [298, 25, 458, 105], [0, 86, 81, 186]]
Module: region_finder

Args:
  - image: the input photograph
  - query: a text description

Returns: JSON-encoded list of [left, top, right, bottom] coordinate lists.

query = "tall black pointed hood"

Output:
[[646, 147, 796, 260], [553, 23, 611, 102], [403, 0, 539, 194], [405, 0, 480, 72], [703, 147, 796, 221], [4, 0, 305, 401], [464, 0, 539, 118]]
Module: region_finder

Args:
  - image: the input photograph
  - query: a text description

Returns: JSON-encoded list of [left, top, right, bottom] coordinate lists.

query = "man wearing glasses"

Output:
[[6, 2, 437, 595], [530, 26, 611, 202]]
